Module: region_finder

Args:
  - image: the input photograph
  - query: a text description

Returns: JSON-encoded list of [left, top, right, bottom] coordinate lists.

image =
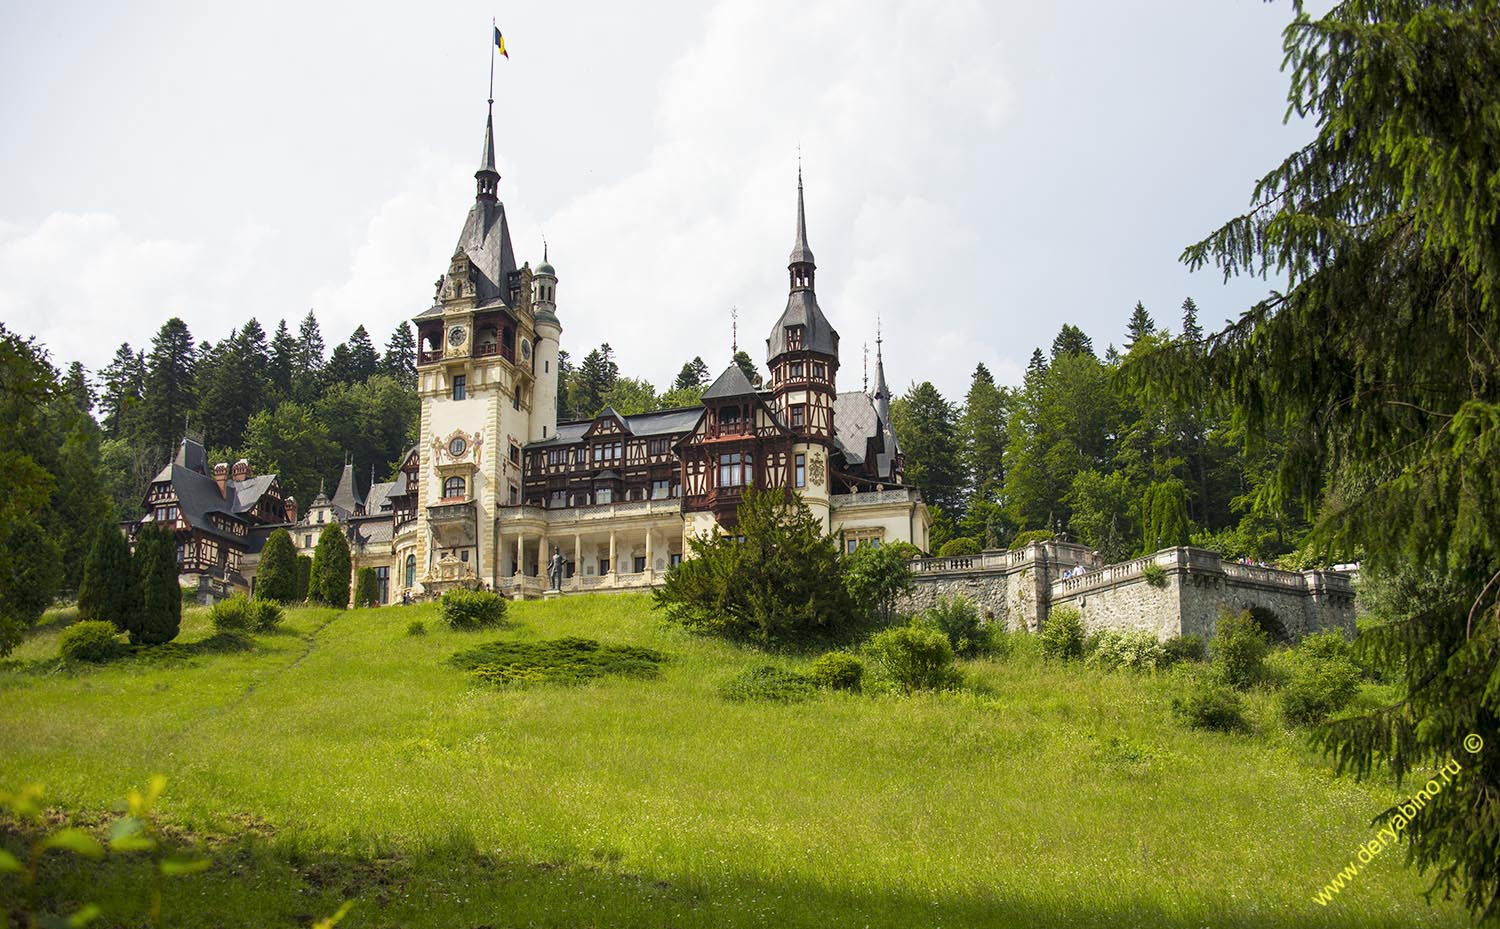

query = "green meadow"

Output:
[[0, 595, 1472, 927]]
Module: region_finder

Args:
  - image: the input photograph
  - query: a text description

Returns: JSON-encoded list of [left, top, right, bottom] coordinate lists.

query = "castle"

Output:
[[131, 97, 930, 602], [397, 99, 930, 598]]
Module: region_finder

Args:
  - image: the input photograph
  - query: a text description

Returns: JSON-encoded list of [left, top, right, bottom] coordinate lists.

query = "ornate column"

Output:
[[515, 533, 524, 578], [645, 528, 654, 582], [608, 530, 617, 586], [573, 533, 581, 589]]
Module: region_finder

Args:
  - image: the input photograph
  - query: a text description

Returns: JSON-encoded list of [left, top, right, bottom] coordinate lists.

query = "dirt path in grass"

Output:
[[165, 611, 345, 741]]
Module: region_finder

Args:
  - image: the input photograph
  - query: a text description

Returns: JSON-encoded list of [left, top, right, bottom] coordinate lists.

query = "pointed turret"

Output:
[[331, 459, 361, 515], [873, 322, 891, 426], [475, 102, 500, 203], [789, 166, 815, 272], [768, 170, 837, 361]]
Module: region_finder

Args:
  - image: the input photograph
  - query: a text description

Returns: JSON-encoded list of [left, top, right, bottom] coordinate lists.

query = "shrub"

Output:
[[809, 651, 864, 691], [1008, 529, 1054, 549], [58, 620, 122, 663], [452, 637, 666, 687], [1087, 629, 1166, 672], [440, 587, 508, 630], [922, 595, 994, 658], [1141, 561, 1168, 588], [719, 664, 817, 703], [1278, 638, 1362, 726], [1162, 634, 1207, 665], [937, 537, 981, 557], [884, 541, 923, 560], [1140, 479, 1192, 553], [78, 522, 137, 632], [1039, 606, 1085, 661], [255, 529, 298, 602], [867, 623, 960, 692], [207, 596, 256, 633], [841, 544, 912, 623], [407, 620, 427, 636], [250, 599, 284, 631], [1210, 609, 1270, 689], [1172, 675, 1248, 732], [353, 567, 379, 608], [653, 489, 853, 646], [131, 523, 181, 646], [309, 525, 351, 608]]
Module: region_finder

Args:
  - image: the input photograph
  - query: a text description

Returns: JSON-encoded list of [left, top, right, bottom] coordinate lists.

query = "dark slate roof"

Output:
[[449, 201, 517, 309], [703, 363, 757, 400], [525, 406, 704, 450], [229, 475, 277, 514], [330, 462, 361, 513], [834, 391, 901, 479], [174, 437, 207, 474], [766, 289, 839, 359], [155, 464, 273, 548], [365, 480, 399, 514], [789, 173, 815, 266], [349, 517, 393, 550]]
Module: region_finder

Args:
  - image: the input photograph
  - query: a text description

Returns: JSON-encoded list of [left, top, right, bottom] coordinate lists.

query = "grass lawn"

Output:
[[0, 594, 1473, 928]]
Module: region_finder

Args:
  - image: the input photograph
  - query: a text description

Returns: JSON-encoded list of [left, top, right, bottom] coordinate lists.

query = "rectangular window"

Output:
[[317, 511, 324, 524], [599, 559, 610, 575], [510, 443, 521, 464], [512, 391, 520, 411], [790, 361, 804, 378], [550, 490, 567, 508], [791, 405, 805, 428], [633, 556, 646, 573], [813, 362, 826, 379], [847, 539, 858, 554], [648, 438, 670, 456], [651, 479, 670, 500], [795, 453, 806, 487], [786, 326, 803, 350], [452, 375, 466, 401], [718, 452, 741, 488], [509, 484, 519, 505], [573, 492, 590, 507], [374, 566, 389, 604], [460, 549, 469, 562], [596, 487, 614, 504], [670, 553, 682, 568], [304, 534, 312, 547]]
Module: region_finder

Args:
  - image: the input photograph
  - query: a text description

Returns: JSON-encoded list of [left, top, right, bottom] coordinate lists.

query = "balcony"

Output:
[[426, 500, 478, 547]]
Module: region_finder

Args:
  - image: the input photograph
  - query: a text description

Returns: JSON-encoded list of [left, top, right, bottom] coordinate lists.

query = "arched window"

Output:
[[443, 476, 466, 498], [404, 554, 416, 588]]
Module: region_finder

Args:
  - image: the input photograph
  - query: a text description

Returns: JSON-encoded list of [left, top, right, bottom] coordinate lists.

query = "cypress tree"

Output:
[[353, 567, 379, 608], [294, 554, 312, 601], [131, 523, 181, 645], [255, 529, 297, 602], [310, 525, 351, 609], [78, 523, 137, 632]]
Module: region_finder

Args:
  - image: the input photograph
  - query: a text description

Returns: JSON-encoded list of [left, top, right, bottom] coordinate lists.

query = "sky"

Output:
[[0, 1, 1316, 402]]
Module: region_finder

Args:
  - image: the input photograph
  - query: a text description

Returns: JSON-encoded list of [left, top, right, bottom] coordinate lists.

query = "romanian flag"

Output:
[[494, 27, 508, 58]]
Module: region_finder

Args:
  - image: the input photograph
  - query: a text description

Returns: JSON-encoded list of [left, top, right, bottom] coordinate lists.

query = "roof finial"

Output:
[[542, 232, 549, 263], [789, 157, 815, 274], [731, 306, 739, 355], [863, 341, 869, 394]]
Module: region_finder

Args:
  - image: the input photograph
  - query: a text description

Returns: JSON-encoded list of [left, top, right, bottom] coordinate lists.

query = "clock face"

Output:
[[448, 325, 467, 346], [449, 436, 467, 457], [521, 338, 532, 360]]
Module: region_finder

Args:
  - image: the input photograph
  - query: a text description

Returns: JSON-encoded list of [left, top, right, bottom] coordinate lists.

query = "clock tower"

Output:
[[400, 97, 562, 595]]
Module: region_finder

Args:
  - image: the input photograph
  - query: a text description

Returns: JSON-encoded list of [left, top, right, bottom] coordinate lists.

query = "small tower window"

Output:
[[452, 375, 466, 401], [786, 326, 803, 350], [444, 476, 466, 498]]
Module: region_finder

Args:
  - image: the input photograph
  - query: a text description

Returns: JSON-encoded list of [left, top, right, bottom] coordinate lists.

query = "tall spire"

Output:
[[475, 101, 500, 202], [789, 163, 815, 272], [873, 318, 891, 423]]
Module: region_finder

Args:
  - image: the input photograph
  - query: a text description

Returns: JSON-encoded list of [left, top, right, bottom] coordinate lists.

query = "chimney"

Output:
[[231, 458, 252, 482], [284, 496, 299, 525], [212, 462, 229, 498]]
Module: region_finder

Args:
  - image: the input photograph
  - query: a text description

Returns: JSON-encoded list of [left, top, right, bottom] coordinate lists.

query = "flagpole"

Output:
[[488, 17, 496, 104]]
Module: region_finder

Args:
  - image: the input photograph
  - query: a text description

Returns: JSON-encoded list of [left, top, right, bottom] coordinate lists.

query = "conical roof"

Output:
[[702, 363, 757, 400]]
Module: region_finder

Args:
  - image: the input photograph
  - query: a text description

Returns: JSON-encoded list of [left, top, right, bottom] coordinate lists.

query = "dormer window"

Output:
[[786, 326, 803, 350]]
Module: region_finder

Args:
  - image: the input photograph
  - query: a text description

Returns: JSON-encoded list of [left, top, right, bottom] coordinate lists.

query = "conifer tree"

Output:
[[309, 524, 351, 609], [380, 322, 417, 390], [1139, 480, 1191, 554], [268, 319, 297, 400], [555, 350, 573, 419], [1131, 4, 1500, 916], [255, 529, 298, 602], [78, 522, 137, 631], [294, 554, 312, 602], [1179, 297, 1203, 344], [194, 321, 272, 451], [959, 364, 1008, 502], [1124, 301, 1156, 350], [99, 343, 146, 438], [573, 344, 619, 417], [294, 310, 325, 402], [891, 382, 964, 521], [130, 522, 181, 645], [1051, 324, 1095, 360], [731, 350, 762, 387], [673, 356, 710, 391], [346, 325, 379, 383], [353, 567, 379, 607], [141, 318, 196, 453]]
